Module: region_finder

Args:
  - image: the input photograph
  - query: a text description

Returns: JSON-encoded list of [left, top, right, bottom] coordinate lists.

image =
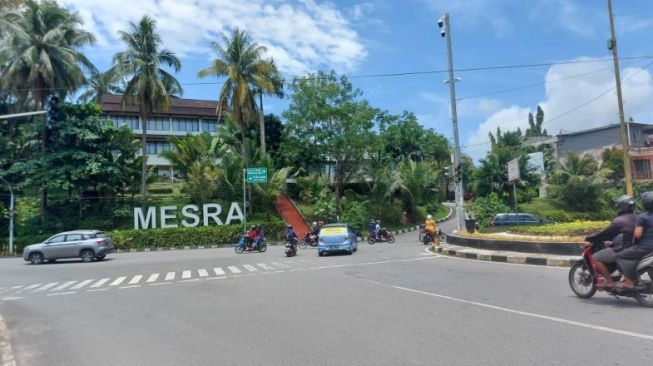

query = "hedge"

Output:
[[481, 221, 610, 237], [2, 221, 285, 254]]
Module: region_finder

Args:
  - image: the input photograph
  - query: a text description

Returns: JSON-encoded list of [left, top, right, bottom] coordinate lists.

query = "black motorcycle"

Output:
[[301, 232, 318, 249]]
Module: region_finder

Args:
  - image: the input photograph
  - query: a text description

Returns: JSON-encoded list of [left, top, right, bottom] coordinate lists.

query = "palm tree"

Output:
[[110, 15, 182, 207], [0, 0, 96, 221], [78, 70, 120, 103], [161, 132, 219, 178], [198, 28, 283, 170]]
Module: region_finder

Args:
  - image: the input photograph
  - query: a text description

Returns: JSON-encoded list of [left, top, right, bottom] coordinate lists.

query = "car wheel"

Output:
[[80, 249, 95, 263], [29, 252, 44, 265], [318, 251, 324, 257], [95, 255, 105, 261], [47, 259, 56, 263]]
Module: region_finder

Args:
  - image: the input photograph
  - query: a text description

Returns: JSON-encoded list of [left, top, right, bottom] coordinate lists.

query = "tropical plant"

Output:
[[78, 70, 120, 103], [552, 152, 610, 212], [254, 160, 293, 220], [198, 28, 283, 170], [387, 158, 437, 220], [185, 161, 219, 205], [161, 132, 219, 178], [110, 15, 182, 207]]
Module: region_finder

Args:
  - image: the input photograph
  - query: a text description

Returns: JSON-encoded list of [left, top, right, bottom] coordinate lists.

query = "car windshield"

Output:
[[320, 226, 347, 236]]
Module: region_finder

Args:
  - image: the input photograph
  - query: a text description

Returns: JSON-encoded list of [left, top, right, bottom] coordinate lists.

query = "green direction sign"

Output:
[[246, 167, 268, 184]]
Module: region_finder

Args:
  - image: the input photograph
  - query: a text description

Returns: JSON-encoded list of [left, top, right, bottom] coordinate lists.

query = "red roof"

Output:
[[100, 94, 226, 118]]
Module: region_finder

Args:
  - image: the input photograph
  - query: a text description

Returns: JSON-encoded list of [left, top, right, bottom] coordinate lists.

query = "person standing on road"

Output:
[[425, 214, 439, 247], [585, 195, 636, 288], [616, 191, 653, 288]]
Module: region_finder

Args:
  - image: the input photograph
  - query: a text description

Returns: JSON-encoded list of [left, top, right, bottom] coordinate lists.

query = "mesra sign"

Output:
[[134, 203, 244, 230]]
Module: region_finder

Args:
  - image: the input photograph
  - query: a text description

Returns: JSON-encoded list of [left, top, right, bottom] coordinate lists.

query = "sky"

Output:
[[58, 0, 653, 161]]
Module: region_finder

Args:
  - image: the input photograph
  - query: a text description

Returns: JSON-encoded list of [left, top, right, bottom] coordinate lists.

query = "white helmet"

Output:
[[427, 214, 432, 219]]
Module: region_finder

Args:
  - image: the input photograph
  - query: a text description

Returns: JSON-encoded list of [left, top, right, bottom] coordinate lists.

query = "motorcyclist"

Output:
[[246, 226, 257, 250], [368, 219, 375, 236], [585, 195, 636, 288], [374, 220, 381, 240], [255, 225, 265, 247], [616, 191, 653, 288], [285, 224, 297, 244], [425, 214, 439, 246]]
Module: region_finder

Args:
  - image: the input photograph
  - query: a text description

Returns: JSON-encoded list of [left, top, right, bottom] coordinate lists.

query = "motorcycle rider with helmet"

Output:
[[285, 224, 297, 244], [585, 195, 637, 288], [616, 191, 653, 288]]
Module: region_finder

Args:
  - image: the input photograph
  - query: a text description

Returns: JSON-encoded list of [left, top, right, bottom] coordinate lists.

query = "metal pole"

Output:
[[512, 182, 518, 213], [443, 13, 465, 231], [243, 168, 247, 235], [607, 0, 634, 196], [0, 177, 13, 256], [0, 110, 46, 120]]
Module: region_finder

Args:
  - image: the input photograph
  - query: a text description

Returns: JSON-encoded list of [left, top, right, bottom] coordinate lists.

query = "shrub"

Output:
[[468, 193, 511, 227], [539, 210, 572, 223], [149, 187, 174, 195], [499, 221, 609, 236], [342, 201, 368, 235]]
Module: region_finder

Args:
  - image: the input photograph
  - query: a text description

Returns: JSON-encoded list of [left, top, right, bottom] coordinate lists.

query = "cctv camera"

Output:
[[437, 18, 444, 28], [440, 30, 446, 38]]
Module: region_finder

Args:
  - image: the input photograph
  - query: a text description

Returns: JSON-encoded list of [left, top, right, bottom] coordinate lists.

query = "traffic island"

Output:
[[428, 243, 578, 267]]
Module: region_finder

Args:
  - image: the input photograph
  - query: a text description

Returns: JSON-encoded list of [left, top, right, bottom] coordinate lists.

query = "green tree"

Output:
[[282, 70, 377, 213], [552, 152, 609, 212], [198, 28, 282, 170], [78, 70, 120, 103], [525, 105, 548, 137], [388, 158, 438, 220], [161, 132, 219, 178], [377, 111, 449, 163], [601, 147, 624, 184], [110, 15, 182, 207]]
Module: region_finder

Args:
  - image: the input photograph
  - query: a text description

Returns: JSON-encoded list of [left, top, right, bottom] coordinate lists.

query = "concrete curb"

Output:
[[426, 243, 578, 267]]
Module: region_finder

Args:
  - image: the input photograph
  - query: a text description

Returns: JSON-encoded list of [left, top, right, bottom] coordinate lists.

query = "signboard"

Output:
[[133, 203, 244, 230], [527, 152, 545, 175], [507, 158, 520, 182], [246, 167, 268, 184]]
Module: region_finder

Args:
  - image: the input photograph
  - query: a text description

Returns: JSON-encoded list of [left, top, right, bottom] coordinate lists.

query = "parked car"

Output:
[[23, 230, 114, 264], [490, 213, 552, 227], [317, 223, 358, 256]]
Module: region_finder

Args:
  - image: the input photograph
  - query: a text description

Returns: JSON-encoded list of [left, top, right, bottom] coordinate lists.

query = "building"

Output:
[[100, 94, 225, 180], [525, 122, 653, 181]]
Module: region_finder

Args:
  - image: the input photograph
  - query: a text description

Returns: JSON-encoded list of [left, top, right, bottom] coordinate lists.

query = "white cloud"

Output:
[[530, 0, 603, 38], [59, 0, 367, 75], [421, 0, 514, 37], [465, 57, 653, 159]]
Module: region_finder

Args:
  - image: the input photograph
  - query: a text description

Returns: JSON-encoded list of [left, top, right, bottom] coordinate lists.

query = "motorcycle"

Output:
[[367, 228, 395, 244], [284, 236, 298, 257], [568, 240, 653, 307], [421, 229, 446, 245], [234, 235, 267, 254], [301, 232, 318, 249]]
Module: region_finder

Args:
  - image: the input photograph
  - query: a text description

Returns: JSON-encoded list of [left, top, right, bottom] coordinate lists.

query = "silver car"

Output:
[[23, 230, 114, 264]]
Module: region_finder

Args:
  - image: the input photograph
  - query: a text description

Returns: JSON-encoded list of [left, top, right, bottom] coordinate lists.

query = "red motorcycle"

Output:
[[568, 240, 653, 307], [367, 228, 395, 244], [300, 232, 318, 249]]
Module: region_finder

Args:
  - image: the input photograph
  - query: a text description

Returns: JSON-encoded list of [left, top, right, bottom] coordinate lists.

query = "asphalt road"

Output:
[[1, 220, 652, 365]]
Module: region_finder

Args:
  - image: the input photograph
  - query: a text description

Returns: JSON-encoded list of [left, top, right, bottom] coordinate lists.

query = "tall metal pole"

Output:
[[243, 168, 247, 235], [443, 13, 465, 231], [607, 0, 634, 196], [0, 177, 13, 256]]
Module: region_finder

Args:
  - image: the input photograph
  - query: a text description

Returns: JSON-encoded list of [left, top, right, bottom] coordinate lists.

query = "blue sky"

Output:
[[60, 0, 653, 161]]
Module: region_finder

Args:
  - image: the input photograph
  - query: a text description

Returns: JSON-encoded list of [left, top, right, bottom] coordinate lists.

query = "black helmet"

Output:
[[615, 195, 635, 215], [643, 191, 653, 212]]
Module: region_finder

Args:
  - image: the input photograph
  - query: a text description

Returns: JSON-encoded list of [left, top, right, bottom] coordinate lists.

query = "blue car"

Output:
[[317, 223, 358, 256]]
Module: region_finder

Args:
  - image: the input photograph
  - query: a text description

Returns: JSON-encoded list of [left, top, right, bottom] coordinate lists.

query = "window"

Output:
[[634, 159, 652, 180], [47, 235, 65, 244], [172, 118, 199, 132], [111, 115, 139, 130], [65, 234, 83, 241], [202, 119, 218, 133], [149, 117, 170, 131], [146, 142, 172, 155]]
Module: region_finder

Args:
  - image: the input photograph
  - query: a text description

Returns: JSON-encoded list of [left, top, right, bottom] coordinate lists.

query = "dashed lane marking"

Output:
[[128, 275, 143, 285], [146, 274, 159, 283]]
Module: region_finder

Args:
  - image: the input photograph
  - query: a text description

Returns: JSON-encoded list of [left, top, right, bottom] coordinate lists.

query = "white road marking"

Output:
[[228, 266, 241, 274], [213, 267, 225, 276], [179, 279, 200, 283], [110, 277, 126, 286], [388, 284, 653, 342], [87, 288, 109, 292], [181, 270, 192, 279], [198, 269, 209, 277], [119, 285, 141, 289], [146, 274, 159, 283], [47, 292, 76, 297], [271, 262, 290, 269], [1, 297, 23, 301], [206, 276, 226, 280], [243, 265, 258, 272], [150, 282, 171, 286], [89, 278, 110, 288], [10, 285, 22, 289], [257, 263, 274, 271], [70, 280, 94, 290], [22, 284, 42, 291], [33, 282, 60, 292], [128, 275, 143, 285], [51, 281, 77, 291], [165, 272, 176, 281]]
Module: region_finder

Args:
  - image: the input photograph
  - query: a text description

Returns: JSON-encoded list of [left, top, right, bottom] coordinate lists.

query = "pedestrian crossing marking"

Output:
[[165, 272, 176, 281], [257, 263, 273, 271], [23, 284, 42, 291], [146, 274, 159, 283], [34, 282, 60, 292], [228, 266, 241, 274], [213, 267, 225, 275], [128, 275, 143, 285], [271, 262, 290, 269], [243, 265, 258, 272], [51, 281, 77, 291], [70, 280, 94, 290], [90, 278, 110, 288], [110, 277, 126, 286], [182, 270, 192, 279], [198, 269, 209, 277]]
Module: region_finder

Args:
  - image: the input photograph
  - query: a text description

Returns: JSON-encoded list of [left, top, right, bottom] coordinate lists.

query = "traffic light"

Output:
[[454, 163, 462, 183], [45, 95, 60, 129]]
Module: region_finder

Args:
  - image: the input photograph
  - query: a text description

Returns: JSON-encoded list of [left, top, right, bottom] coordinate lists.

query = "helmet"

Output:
[[376, 220, 380, 224], [287, 224, 292, 228], [427, 214, 433, 219], [643, 191, 653, 212], [615, 195, 636, 215], [250, 226, 256, 230], [369, 219, 375, 223], [312, 222, 317, 226]]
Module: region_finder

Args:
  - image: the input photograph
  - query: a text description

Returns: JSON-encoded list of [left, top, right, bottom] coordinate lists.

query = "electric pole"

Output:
[[438, 13, 465, 232], [607, 0, 634, 196]]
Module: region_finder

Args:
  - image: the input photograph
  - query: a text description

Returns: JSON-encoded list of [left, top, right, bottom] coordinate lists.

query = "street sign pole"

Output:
[[242, 168, 247, 235], [507, 158, 520, 214]]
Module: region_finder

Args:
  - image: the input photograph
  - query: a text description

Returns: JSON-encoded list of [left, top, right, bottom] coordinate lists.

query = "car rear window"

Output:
[[94, 232, 108, 239], [320, 227, 347, 235]]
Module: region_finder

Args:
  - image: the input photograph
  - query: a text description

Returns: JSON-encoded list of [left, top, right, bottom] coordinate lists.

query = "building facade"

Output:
[[100, 94, 224, 180]]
